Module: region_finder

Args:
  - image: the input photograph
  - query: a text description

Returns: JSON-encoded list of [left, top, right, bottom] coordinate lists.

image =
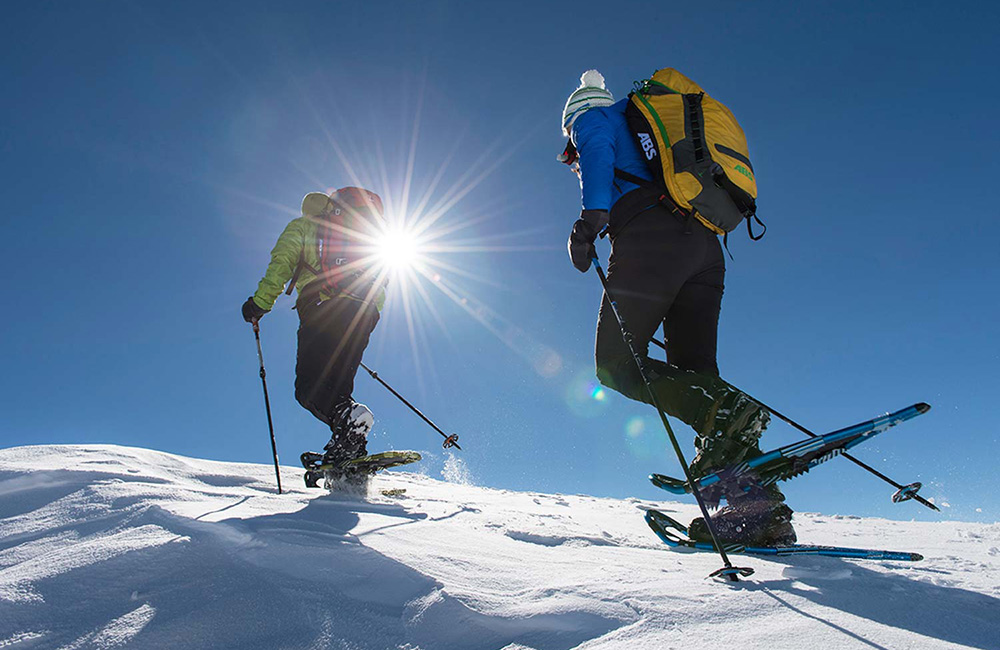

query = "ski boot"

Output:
[[688, 483, 797, 547], [301, 401, 374, 489]]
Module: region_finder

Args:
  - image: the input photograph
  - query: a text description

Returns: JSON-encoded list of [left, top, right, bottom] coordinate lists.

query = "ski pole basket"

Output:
[[892, 482, 923, 504]]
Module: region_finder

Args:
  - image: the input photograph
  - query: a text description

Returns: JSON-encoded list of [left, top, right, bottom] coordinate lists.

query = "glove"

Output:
[[567, 209, 609, 272], [242, 296, 269, 323]]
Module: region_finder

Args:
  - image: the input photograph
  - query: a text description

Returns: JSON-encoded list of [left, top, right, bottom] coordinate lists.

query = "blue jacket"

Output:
[[571, 98, 653, 211]]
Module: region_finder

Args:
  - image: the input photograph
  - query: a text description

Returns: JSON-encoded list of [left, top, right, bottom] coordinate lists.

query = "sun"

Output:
[[291, 87, 565, 387], [375, 226, 421, 271]]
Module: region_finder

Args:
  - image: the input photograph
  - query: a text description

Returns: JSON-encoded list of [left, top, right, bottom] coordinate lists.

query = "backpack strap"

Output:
[[613, 168, 691, 221], [686, 93, 706, 163], [613, 167, 659, 192], [615, 167, 766, 242], [721, 232, 734, 261], [285, 249, 306, 296]]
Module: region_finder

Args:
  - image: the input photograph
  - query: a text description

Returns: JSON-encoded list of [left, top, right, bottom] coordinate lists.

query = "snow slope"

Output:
[[0, 445, 997, 650]]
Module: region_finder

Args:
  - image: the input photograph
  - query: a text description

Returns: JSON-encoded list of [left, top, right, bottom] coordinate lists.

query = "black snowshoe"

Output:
[[300, 450, 422, 490]]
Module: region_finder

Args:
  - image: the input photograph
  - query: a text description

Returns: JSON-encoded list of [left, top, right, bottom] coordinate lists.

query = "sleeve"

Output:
[[252, 218, 307, 311], [573, 109, 616, 211]]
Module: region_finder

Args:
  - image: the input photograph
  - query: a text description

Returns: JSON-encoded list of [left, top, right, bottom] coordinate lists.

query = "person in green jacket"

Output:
[[242, 187, 388, 473]]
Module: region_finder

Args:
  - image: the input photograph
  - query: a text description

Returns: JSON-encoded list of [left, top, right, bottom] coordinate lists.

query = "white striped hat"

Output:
[[561, 69, 615, 137]]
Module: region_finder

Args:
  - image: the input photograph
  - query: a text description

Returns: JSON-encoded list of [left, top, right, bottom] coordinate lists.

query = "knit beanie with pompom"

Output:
[[561, 69, 614, 137]]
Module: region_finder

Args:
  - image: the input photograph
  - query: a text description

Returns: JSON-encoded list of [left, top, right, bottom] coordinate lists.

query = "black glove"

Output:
[[242, 296, 268, 323], [567, 209, 609, 272]]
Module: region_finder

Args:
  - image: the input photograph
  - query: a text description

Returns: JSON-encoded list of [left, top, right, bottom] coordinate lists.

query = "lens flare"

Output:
[[270, 78, 563, 392], [566, 371, 611, 418], [376, 226, 421, 270], [623, 415, 668, 461], [625, 416, 645, 438]]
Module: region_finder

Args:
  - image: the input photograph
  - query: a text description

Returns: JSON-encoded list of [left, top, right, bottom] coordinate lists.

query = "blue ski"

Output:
[[650, 403, 929, 504], [645, 509, 923, 562]]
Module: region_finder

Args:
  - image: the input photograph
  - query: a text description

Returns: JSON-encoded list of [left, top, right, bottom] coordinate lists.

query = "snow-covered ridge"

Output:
[[0, 445, 997, 649]]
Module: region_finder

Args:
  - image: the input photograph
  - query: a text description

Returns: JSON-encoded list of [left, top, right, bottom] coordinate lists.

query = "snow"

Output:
[[1, 445, 997, 650]]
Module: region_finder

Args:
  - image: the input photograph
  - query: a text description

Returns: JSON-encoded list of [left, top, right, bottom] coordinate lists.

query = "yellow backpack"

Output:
[[618, 68, 764, 239]]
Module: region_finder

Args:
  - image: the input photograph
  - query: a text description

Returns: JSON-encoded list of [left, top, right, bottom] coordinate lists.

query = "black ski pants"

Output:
[[595, 188, 731, 433], [294, 293, 380, 430]]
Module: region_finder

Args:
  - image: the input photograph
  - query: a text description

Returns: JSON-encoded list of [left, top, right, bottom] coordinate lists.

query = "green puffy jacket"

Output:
[[251, 216, 387, 313]]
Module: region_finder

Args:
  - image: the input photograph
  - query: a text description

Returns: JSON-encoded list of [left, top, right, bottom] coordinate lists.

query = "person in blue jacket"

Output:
[[561, 70, 795, 546]]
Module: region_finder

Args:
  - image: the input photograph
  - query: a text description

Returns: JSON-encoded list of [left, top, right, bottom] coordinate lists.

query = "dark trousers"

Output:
[[595, 189, 731, 433], [294, 295, 380, 430]]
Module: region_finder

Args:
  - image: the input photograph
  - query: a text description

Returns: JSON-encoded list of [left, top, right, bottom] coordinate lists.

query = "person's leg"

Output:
[[596, 209, 739, 436], [595, 277, 673, 402], [649, 238, 769, 477], [295, 300, 339, 428], [662, 263, 724, 376], [295, 297, 380, 460], [660, 238, 792, 544], [595, 207, 691, 406]]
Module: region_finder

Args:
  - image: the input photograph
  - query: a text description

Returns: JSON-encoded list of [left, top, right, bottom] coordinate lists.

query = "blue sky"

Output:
[[3, 1, 998, 524]]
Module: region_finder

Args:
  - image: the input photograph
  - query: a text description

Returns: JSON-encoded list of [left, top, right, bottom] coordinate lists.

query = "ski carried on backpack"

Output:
[[300, 450, 421, 489], [651, 403, 930, 506], [645, 509, 923, 562]]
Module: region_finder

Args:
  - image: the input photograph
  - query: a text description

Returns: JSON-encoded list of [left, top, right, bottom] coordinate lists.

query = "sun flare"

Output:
[[285, 85, 562, 387], [375, 226, 421, 271]]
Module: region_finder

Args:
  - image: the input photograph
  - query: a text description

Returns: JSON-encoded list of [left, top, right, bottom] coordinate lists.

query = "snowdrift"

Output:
[[0, 445, 997, 649]]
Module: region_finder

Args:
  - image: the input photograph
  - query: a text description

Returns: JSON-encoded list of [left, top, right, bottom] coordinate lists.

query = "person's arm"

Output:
[[566, 110, 613, 272], [573, 109, 616, 211], [252, 218, 307, 311]]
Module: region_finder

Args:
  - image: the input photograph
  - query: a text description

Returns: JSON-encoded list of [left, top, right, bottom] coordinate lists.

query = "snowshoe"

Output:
[[651, 402, 930, 505], [300, 450, 421, 490], [687, 485, 797, 547], [645, 509, 922, 562]]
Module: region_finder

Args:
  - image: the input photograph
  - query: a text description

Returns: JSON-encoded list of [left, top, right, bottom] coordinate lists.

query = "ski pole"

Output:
[[252, 321, 282, 494], [359, 361, 462, 450], [592, 257, 752, 582], [645, 336, 938, 512]]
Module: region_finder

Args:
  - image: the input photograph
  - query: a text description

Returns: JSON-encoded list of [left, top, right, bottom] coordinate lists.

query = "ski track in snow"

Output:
[[0, 445, 997, 650]]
